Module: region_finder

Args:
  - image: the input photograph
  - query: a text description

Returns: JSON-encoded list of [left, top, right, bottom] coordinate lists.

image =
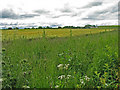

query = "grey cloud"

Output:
[[20, 14, 39, 18], [51, 13, 79, 18], [82, 12, 117, 20], [51, 12, 80, 18], [83, 1, 103, 8], [1, 9, 18, 19], [60, 8, 72, 13], [82, 5, 118, 20], [82, 17, 104, 20], [50, 24, 62, 27], [0, 22, 38, 29], [49, 3, 79, 18], [70, 12, 82, 17], [71, 13, 78, 17], [1, 9, 40, 19], [52, 14, 70, 18], [34, 9, 50, 14], [59, 3, 73, 13], [49, 22, 62, 27], [94, 5, 118, 14], [111, 6, 118, 13]]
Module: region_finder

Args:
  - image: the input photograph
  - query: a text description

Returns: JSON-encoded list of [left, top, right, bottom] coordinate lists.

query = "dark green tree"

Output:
[[38, 26, 43, 29], [8, 27, 12, 30]]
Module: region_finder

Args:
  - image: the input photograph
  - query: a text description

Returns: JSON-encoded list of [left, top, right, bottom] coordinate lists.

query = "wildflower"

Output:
[[22, 85, 30, 88], [84, 76, 90, 81], [0, 78, 3, 82], [67, 75, 71, 79], [55, 85, 59, 88], [80, 79, 85, 85], [57, 64, 63, 68], [67, 75, 71, 77], [64, 64, 70, 70], [58, 75, 65, 79], [57, 64, 64, 70]]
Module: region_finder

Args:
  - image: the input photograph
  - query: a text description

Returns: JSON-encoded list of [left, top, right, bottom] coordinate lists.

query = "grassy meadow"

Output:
[[2, 27, 119, 88]]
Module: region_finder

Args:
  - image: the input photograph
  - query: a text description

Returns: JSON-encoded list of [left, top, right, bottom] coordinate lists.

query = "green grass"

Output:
[[2, 30, 119, 88]]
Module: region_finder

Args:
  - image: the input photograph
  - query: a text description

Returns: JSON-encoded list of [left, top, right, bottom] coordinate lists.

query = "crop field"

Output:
[[2, 28, 115, 41], [2, 28, 119, 88]]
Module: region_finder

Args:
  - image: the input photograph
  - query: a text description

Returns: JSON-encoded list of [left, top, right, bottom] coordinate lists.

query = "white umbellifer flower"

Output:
[[0, 78, 2, 82], [58, 75, 65, 79], [84, 76, 90, 81], [23, 85, 30, 88], [62, 75, 65, 79], [80, 79, 85, 85], [57, 64, 63, 68], [64, 64, 70, 70], [67, 75, 71, 79], [67, 75, 71, 77], [66, 64, 70, 67], [55, 85, 59, 88]]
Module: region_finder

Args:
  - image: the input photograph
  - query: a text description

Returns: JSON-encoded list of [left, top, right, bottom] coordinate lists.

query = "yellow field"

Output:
[[2, 28, 115, 41]]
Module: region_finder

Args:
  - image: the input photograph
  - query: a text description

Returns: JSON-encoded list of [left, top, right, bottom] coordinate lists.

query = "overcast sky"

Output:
[[0, 0, 119, 28]]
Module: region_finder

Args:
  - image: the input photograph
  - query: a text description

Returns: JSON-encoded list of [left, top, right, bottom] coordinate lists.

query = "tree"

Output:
[[8, 27, 12, 30], [14, 27, 19, 29], [84, 24, 91, 28], [24, 28, 30, 29], [84, 24, 97, 28], [58, 26, 62, 29], [32, 27, 35, 29], [46, 26, 51, 29], [38, 26, 43, 29]]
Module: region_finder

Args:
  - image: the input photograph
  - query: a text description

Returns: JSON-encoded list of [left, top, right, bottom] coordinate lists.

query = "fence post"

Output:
[[42, 29, 46, 38], [90, 31, 92, 35], [105, 29, 106, 32], [70, 29, 72, 38]]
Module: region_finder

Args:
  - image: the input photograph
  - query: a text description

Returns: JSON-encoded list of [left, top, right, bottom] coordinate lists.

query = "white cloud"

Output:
[[0, 0, 119, 28]]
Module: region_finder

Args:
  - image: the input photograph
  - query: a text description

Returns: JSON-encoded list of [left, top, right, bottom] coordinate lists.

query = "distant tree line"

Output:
[[6, 27, 19, 30], [5, 24, 97, 30], [37, 25, 97, 29]]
